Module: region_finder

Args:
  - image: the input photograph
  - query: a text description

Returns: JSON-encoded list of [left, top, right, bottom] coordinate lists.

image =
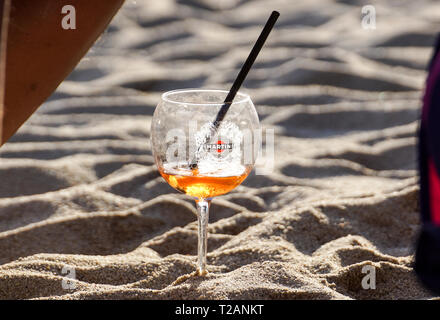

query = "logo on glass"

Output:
[[195, 121, 242, 164], [205, 140, 234, 153]]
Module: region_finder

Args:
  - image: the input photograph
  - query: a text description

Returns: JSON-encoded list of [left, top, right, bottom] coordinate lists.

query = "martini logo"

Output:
[[194, 121, 242, 163], [205, 140, 234, 153]]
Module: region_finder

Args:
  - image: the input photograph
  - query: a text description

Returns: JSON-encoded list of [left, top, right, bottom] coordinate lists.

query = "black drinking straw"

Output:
[[190, 11, 280, 168], [213, 11, 280, 127]]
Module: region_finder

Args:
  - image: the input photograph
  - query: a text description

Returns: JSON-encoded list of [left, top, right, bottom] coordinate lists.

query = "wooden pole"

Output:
[[0, 0, 124, 146], [0, 0, 11, 144]]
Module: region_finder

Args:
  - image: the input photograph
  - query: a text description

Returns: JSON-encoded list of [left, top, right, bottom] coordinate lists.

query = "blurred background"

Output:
[[0, 0, 439, 299], [2, 0, 439, 195]]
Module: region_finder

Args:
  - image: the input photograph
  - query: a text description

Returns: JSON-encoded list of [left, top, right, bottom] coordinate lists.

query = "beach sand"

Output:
[[0, 0, 439, 299]]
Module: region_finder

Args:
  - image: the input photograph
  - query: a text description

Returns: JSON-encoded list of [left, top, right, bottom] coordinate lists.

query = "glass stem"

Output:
[[196, 198, 211, 275]]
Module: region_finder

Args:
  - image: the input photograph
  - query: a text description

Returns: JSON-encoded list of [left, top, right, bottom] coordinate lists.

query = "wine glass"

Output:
[[151, 89, 260, 275]]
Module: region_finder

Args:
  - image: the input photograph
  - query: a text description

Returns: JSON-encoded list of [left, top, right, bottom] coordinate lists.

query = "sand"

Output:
[[0, 0, 439, 299]]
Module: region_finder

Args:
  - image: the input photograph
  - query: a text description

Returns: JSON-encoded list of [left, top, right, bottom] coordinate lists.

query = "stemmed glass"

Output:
[[151, 89, 260, 275]]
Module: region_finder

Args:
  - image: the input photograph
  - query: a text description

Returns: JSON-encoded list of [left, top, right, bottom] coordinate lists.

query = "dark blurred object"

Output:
[[0, 0, 11, 143], [0, 0, 124, 147], [416, 33, 440, 295]]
